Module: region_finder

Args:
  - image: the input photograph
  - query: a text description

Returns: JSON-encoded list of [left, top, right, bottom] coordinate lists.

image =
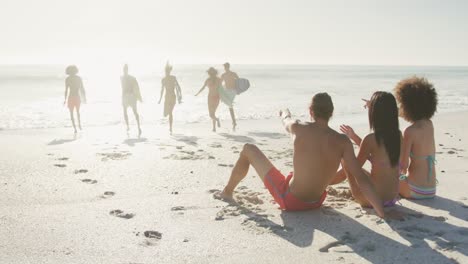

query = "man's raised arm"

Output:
[[279, 108, 298, 135]]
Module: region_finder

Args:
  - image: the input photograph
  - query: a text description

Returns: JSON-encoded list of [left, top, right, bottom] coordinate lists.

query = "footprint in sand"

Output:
[[54, 164, 66, 168], [57, 157, 69, 161], [171, 206, 186, 211], [139, 230, 162, 246], [319, 232, 356, 252], [81, 179, 97, 184], [74, 169, 88, 174], [209, 143, 222, 148], [109, 209, 135, 219], [144, 230, 162, 239], [432, 216, 447, 222], [218, 164, 234, 167], [100, 191, 115, 198]]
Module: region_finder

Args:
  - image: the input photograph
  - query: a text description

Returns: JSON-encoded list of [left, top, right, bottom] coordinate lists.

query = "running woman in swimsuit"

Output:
[[394, 77, 438, 199], [64, 65, 86, 133], [159, 62, 182, 135], [121, 64, 143, 137], [332, 92, 402, 208], [215, 93, 384, 217], [195, 67, 221, 132]]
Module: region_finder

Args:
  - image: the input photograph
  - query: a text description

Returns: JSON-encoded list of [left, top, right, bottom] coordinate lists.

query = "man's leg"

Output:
[[131, 105, 142, 136], [219, 143, 274, 199], [169, 113, 173, 134], [123, 107, 129, 131], [229, 107, 237, 130]]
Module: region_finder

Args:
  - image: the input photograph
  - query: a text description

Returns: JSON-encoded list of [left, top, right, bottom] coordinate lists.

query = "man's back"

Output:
[[290, 122, 346, 201]]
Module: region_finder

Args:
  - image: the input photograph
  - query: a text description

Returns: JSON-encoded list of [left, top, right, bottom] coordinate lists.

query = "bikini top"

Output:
[[410, 152, 436, 183]]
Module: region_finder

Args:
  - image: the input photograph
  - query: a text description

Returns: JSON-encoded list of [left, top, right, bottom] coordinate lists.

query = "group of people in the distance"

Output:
[[215, 77, 438, 218], [63, 62, 241, 135]]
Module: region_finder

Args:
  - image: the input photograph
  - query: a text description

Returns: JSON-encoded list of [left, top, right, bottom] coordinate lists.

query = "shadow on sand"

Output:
[[172, 134, 199, 146], [408, 195, 468, 222], [219, 133, 256, 144], [222, 202, 467, 263], [123, 137, 148, 147], [248, 131, 287, 140], [47, 136, 77, 146]]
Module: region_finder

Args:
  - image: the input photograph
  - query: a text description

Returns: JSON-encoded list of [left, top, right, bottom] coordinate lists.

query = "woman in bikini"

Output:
[[195, 67, 221, 132], [395, 77, 438, 199], [333, 91, 401, 208], [64, 65, 86, 133], [159, 62, 182, 135]]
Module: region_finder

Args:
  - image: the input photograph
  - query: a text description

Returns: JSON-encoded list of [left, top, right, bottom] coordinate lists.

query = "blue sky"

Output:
[[1, 0, 467, 65]]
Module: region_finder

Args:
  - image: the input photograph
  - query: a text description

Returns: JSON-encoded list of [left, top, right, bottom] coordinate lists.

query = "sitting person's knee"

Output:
[[242, 143, 258, 155]]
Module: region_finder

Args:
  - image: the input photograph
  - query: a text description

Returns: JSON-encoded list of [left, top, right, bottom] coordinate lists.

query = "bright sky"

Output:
[[1, 0, 468, 66]]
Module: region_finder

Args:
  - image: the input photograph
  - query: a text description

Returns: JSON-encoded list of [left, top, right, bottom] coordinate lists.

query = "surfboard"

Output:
[[234, 78, 250, 95]]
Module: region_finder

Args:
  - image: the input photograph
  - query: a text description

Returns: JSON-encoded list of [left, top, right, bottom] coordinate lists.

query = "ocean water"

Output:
[[0, 64, 467, 130]]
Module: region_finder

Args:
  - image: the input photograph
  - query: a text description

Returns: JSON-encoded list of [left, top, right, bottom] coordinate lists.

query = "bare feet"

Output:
[[213, 190, 235, 203], [138, 128, 142, 138], [217, 118, 221, 128], [232, 122, 237, 131]]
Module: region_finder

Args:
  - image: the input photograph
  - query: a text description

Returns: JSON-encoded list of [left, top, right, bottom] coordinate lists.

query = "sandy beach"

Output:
[[1, 112, 467, 264]]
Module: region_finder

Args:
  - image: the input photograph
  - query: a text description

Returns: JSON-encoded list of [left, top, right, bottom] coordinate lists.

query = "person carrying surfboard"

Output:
[[220, 62, 239, 131]]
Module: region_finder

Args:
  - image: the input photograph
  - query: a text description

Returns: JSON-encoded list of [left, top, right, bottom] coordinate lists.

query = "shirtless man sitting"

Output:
[[215, 93, 384, 217]]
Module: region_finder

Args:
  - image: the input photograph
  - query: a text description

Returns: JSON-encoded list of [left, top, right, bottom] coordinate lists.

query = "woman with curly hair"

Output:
[[395, 76, 438, 199]]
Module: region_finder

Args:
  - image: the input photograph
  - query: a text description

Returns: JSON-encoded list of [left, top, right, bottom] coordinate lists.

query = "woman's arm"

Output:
[[356, 134, 372, 168], [195, 80, 207, 96], [400, 128, 413, 175], [340, 125, 362, 145], [79, 78, 87, 103], [175, 77, 182, 103], [158, 79, 165, 104], [64, 79, 69, 105]]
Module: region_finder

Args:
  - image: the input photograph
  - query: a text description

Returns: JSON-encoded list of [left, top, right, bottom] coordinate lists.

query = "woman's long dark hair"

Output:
[[369, 91, 401, 167]]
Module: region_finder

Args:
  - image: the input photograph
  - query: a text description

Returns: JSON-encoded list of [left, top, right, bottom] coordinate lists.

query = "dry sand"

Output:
[[0, 113, 467, 264]]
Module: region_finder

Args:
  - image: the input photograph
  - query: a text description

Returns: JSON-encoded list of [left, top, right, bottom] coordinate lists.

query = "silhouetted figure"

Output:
[[195, 67, 221, 132], [121, 64, 142, 137], [159, 62, 182, 135], [221, 62, 239, 130], [64, 65, 86, 133]]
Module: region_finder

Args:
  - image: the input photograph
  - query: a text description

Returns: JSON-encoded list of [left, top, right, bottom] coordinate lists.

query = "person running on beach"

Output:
[[64, 65, 86, 133], [159, 62, 182, 135], [215, 93, 384, 217], [195, 67, 221, 132], [121, 64, 142, 136], [220, 62, 239, 130], [395, 77, 438, 199], [332, 92, 401, 208]]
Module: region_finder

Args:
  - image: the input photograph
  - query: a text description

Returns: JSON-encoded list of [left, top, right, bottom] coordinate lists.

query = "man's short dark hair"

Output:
[[310, 93, 334, 121]]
